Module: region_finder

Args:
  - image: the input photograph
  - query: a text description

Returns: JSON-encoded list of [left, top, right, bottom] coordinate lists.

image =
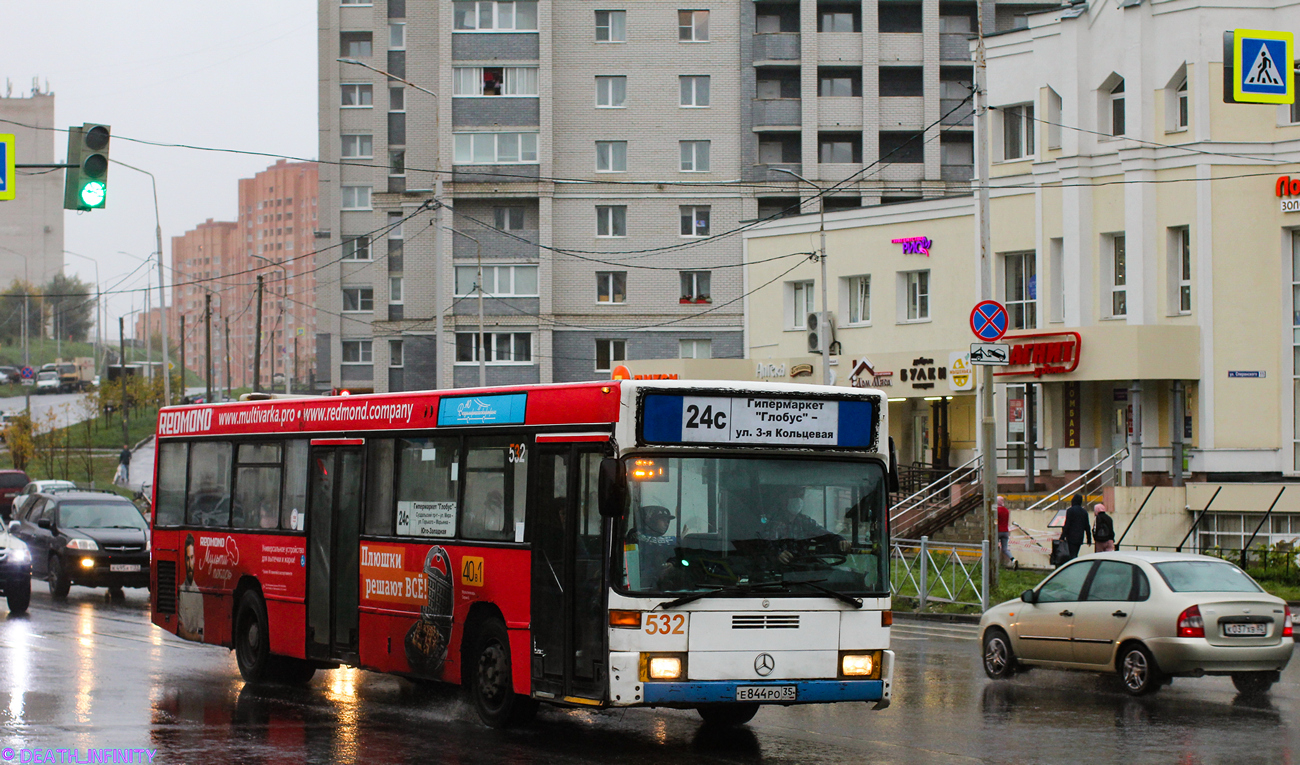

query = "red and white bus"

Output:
[[150, 380, 895, 727]]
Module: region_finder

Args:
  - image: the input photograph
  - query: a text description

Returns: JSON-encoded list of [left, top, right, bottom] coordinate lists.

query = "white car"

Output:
[[980, 551, 1294, 696], [35, 370, 58, 393], [11, 480, 77, 518]]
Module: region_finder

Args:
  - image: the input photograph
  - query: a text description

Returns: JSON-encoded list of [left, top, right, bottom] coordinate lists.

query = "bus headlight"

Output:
[[840, 651, 880, 678], [641, 653, 686, 681]]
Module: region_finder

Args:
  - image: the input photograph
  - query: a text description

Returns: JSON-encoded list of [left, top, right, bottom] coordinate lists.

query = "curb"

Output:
[[892, 611, 982, 625]]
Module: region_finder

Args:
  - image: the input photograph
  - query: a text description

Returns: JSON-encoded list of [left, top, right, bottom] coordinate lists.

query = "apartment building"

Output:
[[316, 0, 1053, 392], [169, 161, 319, 390], [0, 87, 62, 290]]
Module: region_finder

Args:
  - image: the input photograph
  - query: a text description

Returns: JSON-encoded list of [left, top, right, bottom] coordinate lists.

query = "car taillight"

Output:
[[1284, 606, 1293, 638], [1177, 605, 1205, 638]]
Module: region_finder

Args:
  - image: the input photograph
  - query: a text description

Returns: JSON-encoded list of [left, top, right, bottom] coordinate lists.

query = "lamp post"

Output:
[[772, 167, 830, 386], [447, 228, 486, 387], [338, 57, 446, 389], [63, 251, 101, 367], [110, 159, 172, 404], [252, 254, 291, 394]]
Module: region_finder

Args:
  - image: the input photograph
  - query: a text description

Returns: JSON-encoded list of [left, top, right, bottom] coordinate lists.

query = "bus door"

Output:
[[530, 443, 607, 702], [305, 443, 365, 663]]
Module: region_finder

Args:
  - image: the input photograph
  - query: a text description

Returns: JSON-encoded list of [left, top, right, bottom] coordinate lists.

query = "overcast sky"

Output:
[[3, 1, 316, 337]]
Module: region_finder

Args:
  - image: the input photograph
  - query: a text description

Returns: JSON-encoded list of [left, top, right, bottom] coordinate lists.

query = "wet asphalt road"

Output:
[[1, 584, 1297, 765]]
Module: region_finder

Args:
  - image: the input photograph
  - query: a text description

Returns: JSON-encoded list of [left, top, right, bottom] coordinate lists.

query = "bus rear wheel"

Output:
[[696, 703, 760, 726], [467, 619, 536, 728], [235, 590, 274, 683]]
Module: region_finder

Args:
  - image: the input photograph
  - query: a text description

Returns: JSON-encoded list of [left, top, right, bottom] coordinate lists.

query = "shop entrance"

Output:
[[1110, 390, 1129, 456]]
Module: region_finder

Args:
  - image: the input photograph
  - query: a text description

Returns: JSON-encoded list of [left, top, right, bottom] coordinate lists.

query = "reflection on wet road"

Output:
[[1, 588, 1296, 764]]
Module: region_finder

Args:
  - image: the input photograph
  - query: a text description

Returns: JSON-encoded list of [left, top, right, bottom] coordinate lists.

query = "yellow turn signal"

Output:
[[609, 610, 642, 628]]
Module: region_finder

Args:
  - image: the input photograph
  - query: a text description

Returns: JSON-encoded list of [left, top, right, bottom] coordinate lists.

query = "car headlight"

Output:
[[66, 538, 98, 551]]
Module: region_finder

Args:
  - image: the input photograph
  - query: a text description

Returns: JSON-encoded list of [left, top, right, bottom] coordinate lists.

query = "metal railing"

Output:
[[1023, 447, 1128, 515], [891, 536, 989, 611], [890, 454, 981, 523]]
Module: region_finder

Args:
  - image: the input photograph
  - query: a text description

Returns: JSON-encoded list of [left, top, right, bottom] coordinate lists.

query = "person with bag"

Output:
[[1060, 494, 1092, 562], [1093, 503, 1116, 552], [996, 496, 1018, 569]]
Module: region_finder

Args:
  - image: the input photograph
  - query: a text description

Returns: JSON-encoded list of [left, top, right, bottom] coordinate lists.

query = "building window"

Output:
[[341, 134, 374, 158], [389, 149, 406, 177], [341, 340, 373, 364], [1109, 234, 1127, 317], [878, 66, 922, 97], [387, 211, 405, 240], [341, 186, 372, 210], [680, 76, 711, 107], [819, 5, 861, 32], [389, 23, 407, 50], [790, 280, 814, 328], [680, 271, 711, 303], [1003, 252, 1036, 330], [452, 132, 539, 164], [453, 67, 539, 96], [390, 339, 404, 367], [340, 31, 373, 58], [680, 339, 712, 359], [453, 1, 539, 31], [1176, 78, 1189, 129], [595, 76, 627, 107], [878, 1, 921, 32], [1291, 70, 1300, 123], [341, 83, 373, 107], [342, 287, 375, 312], [680, 205, 710, 237], [390, 276, 404, 304], [821, 68, 863, 97], [494, 206, 526, 230], [596, 271, 627, 304], [1171, 226, 1191, 314], [389, 86, 405, 112], [595, 339, 626, 372], [904, 270, 930, 321], [819, 133, 862, 163], [456, 333, 533, 363], [596, 10, 626, 42], [845, 275, 870, 324], [1110, 79, 1126, 136], [596, 205, 627, 237], [455, 265, 539, 296], [679, 141, 711, 172], [342, 235, 371, 260], [596, 141, 628, 172], [678, 10, 709, 41], [1002, 104, 1034, 160]]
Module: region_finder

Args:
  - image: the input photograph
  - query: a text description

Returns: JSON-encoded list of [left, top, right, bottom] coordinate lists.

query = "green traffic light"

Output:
[[80, 180, 106, 207]]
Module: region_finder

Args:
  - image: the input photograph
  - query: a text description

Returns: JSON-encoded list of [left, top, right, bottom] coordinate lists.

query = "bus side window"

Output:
[[365, 439, 396, 535], [395, 437, 458, 537], [155, 442, 189, 527], [232, 442, 283, 530], [187, 442, 233, 528], [462, 436, 526, 542], [281, 440, 309, 531]]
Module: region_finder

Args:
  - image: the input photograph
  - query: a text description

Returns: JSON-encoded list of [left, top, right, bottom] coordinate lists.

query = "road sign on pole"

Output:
[[970, 300, 1009, 342], [19, 366, 34, 380], [1225, 29, 1294, 104], [969, 342, 1010, 365], [0, 135, 14, 201]]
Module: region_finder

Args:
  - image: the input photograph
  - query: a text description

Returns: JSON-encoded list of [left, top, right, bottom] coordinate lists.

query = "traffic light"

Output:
[[63, 123, 110, 210]]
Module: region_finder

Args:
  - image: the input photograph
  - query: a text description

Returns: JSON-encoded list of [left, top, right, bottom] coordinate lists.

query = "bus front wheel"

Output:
[[696, 703, 760, 726], [467, 619, 537, 728]]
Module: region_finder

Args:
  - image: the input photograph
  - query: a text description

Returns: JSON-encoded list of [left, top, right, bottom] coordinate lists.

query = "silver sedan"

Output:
[[980, 551, 1294, 696]]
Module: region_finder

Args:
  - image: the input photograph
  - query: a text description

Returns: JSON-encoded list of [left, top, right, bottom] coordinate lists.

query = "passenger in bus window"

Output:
[[626, 505, 677, 587], [178, 534, 205, 641]]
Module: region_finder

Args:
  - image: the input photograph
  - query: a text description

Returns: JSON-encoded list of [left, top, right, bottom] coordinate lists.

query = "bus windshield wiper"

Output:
[[655, 580, 784, 610], [781, 578, 864, 609]]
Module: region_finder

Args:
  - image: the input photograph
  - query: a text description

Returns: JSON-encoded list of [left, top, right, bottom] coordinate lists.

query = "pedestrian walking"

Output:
[[115, 443, 132, 486], [1093, 503, 1116, 552], [996, 496, 1018, 569], [1060, 494, 1092, 561]]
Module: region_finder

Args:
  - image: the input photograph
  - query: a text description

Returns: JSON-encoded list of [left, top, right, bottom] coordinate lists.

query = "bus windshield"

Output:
[[617, 455, 889, 598]]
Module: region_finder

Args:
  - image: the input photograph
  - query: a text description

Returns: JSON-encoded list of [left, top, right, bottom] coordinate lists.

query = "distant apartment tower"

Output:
[[315, 0, 1047, 392], [0, 86, 63, 289]]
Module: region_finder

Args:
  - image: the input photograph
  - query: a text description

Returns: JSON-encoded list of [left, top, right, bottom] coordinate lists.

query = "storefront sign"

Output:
[[1276, 176, 1300, 211], [1063, 381, 1081, 447], [756, 362, 787, 380], [790, 363, 814, 378], [948, 352, 974, 392], [994, 332, 1082, 378], [1008, 398, 1025, 433], [904, 356, 946, 390], [891, 236, 933, 256], [849, 357, 893, 388]]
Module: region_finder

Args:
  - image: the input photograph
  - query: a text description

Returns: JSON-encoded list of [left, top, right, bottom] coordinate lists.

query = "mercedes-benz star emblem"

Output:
[[754, 653, 775, 676]]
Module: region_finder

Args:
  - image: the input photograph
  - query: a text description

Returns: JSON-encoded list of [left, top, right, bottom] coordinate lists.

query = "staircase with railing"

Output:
[[889, 455, 984, 540], [1021, 447, 1129, 517]]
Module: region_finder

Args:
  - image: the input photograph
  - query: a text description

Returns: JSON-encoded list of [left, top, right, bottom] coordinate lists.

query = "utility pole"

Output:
[[225, 316, 232, 400], [293, 336, 299, 395], [773, 168, 830, 385], [975, 3, 998, 591], [119, 317, 128, 445], [253, 275, 264, 393], [205, 293, 213, 402], [144, 269, 152, 383], [179, 315, 186, 403]]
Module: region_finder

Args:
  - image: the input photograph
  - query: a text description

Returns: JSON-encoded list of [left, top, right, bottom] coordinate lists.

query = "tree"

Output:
[[0, 280, 43, 345], [43, 273, 94, 342]]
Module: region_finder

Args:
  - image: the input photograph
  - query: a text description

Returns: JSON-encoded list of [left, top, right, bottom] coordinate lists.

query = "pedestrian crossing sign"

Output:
[[0, 135, 14, 201], [1233, 29, 1294, 104]]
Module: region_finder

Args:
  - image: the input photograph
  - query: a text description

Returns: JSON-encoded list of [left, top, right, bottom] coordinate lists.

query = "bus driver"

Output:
[[755, 486, 852, 564]]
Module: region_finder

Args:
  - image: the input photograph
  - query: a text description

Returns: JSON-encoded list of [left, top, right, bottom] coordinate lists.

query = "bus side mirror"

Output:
[[887, 437, 900, 493], [598, 458, 627, 518]]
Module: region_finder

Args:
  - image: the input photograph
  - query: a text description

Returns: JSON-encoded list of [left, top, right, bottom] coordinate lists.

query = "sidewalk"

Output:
[[126, 436, 155, 493]]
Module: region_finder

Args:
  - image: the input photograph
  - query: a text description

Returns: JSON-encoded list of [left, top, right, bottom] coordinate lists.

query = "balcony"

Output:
[[879, 33, 923, 63], [879, 96, 925, 129], [940, 33, 974, 62], [754, 33, 801, 62], [818, 97, 863, 128], [451, 165, 541, 184], [453, 98, 540, 128], [451, 227, 540, 259], [747, 163, 803, 182], [941, 164, 973, 182], [817, 163, 865, 182], [817, 33, 862, 63], [940, 98, 975, 126], [878, 163, 925, 183], [452, 33, 539, 61], [753, 99, 802, 127]]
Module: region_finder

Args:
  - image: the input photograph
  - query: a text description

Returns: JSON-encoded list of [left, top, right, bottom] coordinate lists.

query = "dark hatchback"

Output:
[[13, 491, 150, 598]]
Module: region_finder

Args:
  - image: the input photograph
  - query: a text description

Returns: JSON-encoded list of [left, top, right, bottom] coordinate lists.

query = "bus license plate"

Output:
[[110, 564, 141, 573], [1224, 622, 1267, 636], [735, 685, 796, 702]]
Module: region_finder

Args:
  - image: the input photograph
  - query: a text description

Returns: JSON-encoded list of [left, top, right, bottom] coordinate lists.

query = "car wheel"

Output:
[[467, 618, 536, 727], [234, 590, 274, 683], [107, 586, 125, 601], [696, 703, 760, 726], [1118, 643, 1162, 696], [1231, 671, 1278, 696], [6, 578, 31, 614], [48, 556, 71, 598], [982, 628, 1017, 680]]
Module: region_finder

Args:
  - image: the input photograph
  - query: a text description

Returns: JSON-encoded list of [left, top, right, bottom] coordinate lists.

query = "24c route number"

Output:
[[685, 404, 727, 431], [644, 614, 686, 635]]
